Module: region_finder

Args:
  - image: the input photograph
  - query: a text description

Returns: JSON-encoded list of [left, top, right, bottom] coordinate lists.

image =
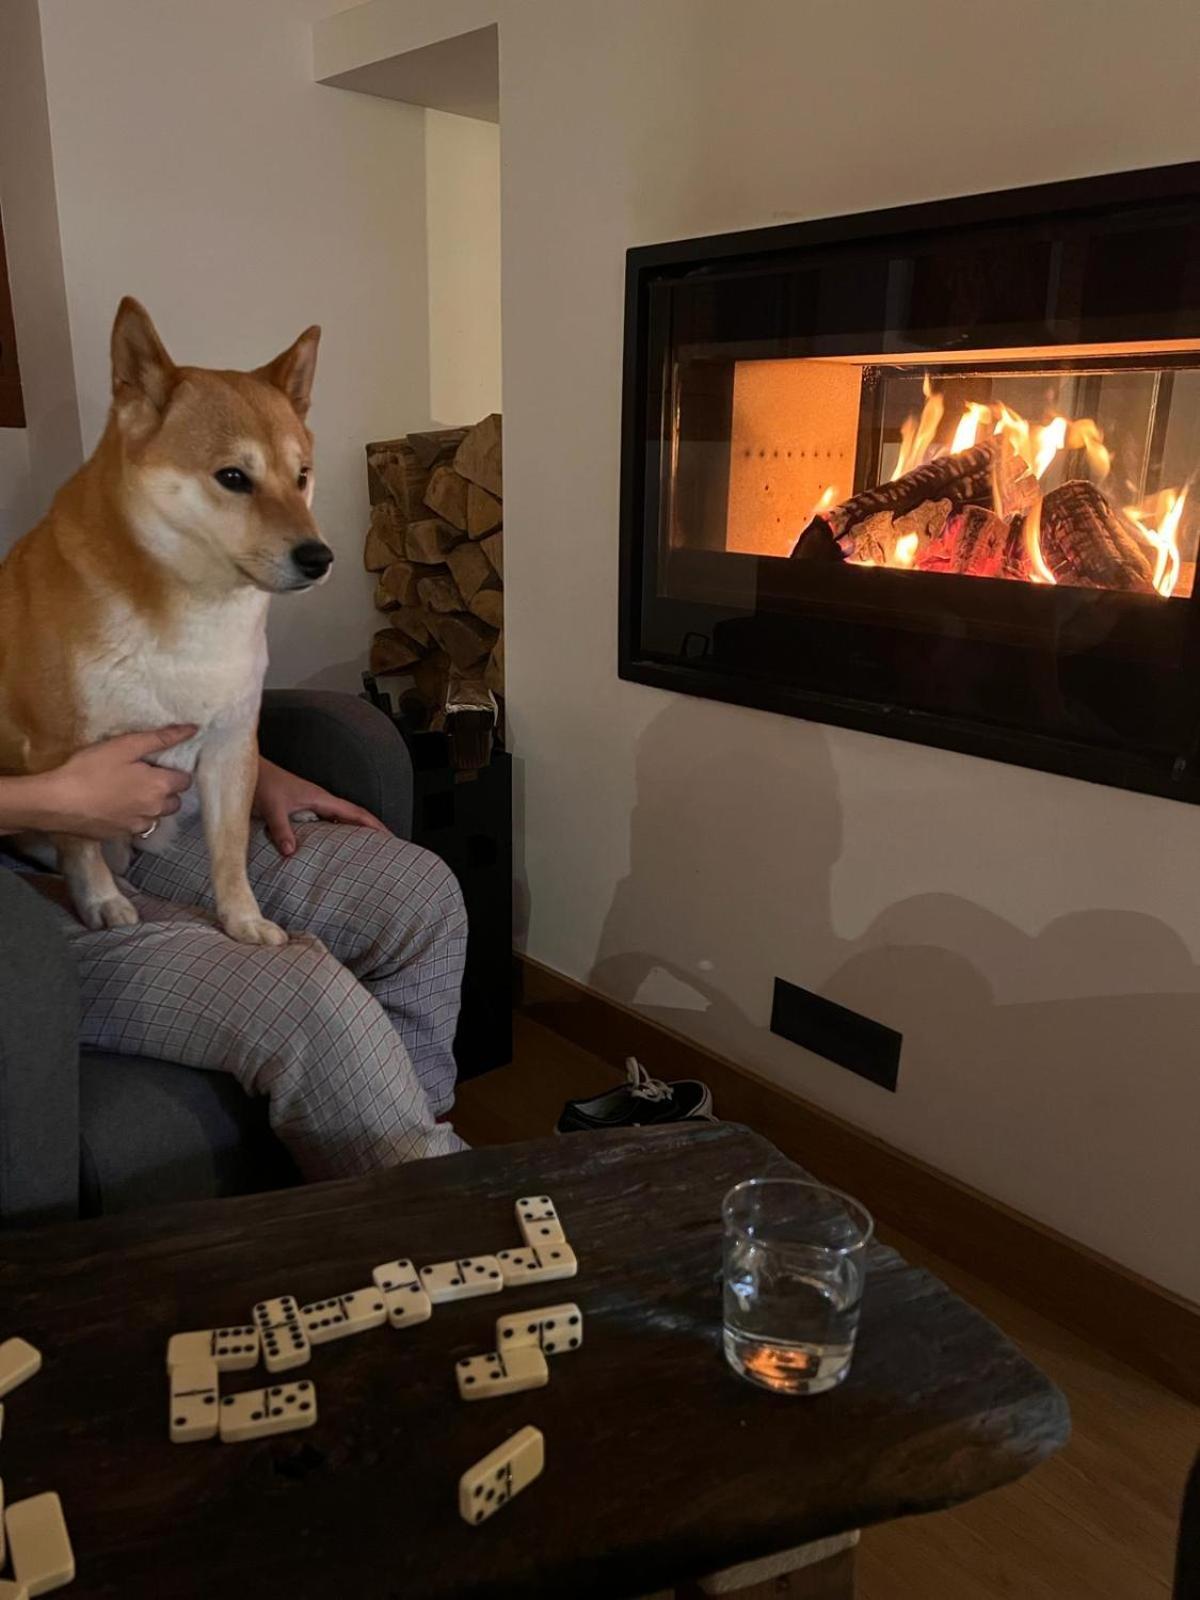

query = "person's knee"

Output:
[[253, 938, 370, 1063], [372, 839, 466, 945]]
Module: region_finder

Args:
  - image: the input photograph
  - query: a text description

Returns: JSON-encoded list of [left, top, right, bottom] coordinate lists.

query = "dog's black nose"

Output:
[[292, 541, 334, 580]]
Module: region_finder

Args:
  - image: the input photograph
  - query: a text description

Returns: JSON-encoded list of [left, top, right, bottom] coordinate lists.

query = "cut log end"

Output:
[[416, 570, 467, 614], [468, 588, 504, 629], [426, 611, 499, 671], [467, 482, 503, 538], [406, 518, 465, 565], [481, 530, 503, 578], [1039, 479, 1156, 592], [447, 540, 496, 604], [425, 464, 470, 532], [370, 628, 422, 676], [454, 413, 502, 498]]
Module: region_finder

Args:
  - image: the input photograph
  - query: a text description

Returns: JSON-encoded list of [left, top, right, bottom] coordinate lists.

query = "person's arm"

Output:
[[0, 726, 196, 839]]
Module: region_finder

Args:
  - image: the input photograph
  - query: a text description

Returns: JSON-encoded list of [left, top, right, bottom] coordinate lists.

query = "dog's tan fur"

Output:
[[0, 298, 331, 943]]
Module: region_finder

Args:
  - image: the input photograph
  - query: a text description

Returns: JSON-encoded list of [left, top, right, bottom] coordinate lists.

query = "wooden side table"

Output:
[[0, 1124, 1069, 1598]]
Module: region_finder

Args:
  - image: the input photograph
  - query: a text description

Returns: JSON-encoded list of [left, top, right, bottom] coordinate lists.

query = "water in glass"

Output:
[[722, 1179, 872, 1396]]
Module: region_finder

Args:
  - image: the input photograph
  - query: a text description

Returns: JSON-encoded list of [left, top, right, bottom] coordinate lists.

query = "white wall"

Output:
[[28, 0, 432, 690], [425, 108, 501, 427], [319, 0, 1200, 1301], [496, 0, 1200, 1303]]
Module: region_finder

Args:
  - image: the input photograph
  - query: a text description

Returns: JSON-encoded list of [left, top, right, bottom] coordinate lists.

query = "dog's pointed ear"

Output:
[[257, 326, 320, 420], [111, 298, 177, 421]]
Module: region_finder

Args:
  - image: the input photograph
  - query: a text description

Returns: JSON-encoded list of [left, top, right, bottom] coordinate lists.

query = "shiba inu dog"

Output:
[[0, 298, 333, 944]]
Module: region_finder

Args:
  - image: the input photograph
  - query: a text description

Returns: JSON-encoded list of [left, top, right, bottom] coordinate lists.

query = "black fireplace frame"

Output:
[[618, 162, 1200, 803]]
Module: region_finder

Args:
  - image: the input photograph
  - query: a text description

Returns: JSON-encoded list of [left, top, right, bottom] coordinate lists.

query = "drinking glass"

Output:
[[722, 1177, 873, 1396]]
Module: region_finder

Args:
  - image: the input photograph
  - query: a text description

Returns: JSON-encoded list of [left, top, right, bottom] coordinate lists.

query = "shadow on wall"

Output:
[[587, 696, 1200, 1286]]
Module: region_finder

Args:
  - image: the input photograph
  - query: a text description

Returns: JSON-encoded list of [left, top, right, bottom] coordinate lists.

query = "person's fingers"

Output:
[[159, 768, 193, 795], [109, 725, 199, 759], [311, 796, 388, 832], [263, 803, 297, 858], [159, 794, 182, 817]]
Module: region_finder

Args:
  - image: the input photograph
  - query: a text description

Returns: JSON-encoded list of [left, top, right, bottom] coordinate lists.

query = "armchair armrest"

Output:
[[258, 689, 414, 839], [0, 869, 80, 1225]]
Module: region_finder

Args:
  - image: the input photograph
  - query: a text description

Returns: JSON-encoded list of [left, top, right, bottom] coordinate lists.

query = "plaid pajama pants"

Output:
[[22, 817, 467, 1179]]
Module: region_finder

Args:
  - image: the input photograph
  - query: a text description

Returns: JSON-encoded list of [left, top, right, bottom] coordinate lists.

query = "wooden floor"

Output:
[[457, 1016, 1197, 1600]]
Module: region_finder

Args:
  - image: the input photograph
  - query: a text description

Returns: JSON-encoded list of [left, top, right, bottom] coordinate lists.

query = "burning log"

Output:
[[1039, 480, 1156, 593], [917, 505, 1028, 581], [790, 439, 998, 559], [849, 499, 952, 567], [789, 519, 843, 563], [994, 445, 1039, 520]]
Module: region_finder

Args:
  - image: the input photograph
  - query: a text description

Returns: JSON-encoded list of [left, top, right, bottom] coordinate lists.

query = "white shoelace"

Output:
[[624, 1057, 673, 1102]]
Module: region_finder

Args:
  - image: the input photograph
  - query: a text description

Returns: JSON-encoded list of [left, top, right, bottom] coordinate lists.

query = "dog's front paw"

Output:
[[223, 914, 288, 947], [81, 892, 140, 931]]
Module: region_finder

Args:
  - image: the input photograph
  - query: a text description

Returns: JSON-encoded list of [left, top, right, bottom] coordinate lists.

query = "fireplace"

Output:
[[618, 164, 1200, 801]]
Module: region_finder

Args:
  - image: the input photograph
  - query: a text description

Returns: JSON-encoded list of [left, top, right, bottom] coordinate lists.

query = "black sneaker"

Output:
[[557, 1057, 715, 1133]]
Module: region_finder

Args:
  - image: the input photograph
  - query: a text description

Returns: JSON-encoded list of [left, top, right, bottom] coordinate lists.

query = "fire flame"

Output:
[[1022, 498, 1057, 586], [990, 405, 1077, 483], [950, 402, 992, 455], [1125, 485, 1189, 599], [846, 379, 1188, 597], [893, 531, 919, 567], [890, 375, 944, 481], [810, 484, 840, 521]]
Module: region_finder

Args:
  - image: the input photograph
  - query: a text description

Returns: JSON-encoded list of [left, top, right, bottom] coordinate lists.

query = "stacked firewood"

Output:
[[363, 414, 503, 722]]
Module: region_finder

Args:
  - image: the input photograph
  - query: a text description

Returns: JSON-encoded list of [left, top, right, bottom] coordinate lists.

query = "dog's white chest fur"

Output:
[[77, 589, 270, 772]]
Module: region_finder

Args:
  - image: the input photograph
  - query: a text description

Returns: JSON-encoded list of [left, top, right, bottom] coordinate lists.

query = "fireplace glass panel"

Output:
[[672, 351, 1200, 592], [621, 166, 1200, 801]]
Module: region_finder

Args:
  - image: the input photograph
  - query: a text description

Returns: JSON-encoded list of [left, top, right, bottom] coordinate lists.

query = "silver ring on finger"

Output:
[[138, 820, 159, 840]]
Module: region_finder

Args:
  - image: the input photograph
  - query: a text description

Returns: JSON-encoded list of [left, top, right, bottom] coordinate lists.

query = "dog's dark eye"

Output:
[[297, 469, 310, 491], [214, 467, 253, 494]]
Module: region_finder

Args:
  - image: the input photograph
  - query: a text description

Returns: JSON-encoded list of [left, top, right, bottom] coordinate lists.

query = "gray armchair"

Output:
[[0, 690, 415, 1226]]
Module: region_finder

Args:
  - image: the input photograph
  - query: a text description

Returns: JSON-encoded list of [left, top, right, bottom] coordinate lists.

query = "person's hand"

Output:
[[39, 726, 197, 839], [254, 756, 388, 858]]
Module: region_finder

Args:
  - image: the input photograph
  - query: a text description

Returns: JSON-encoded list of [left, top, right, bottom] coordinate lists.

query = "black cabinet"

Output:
[[404, 731, 512, 1079]]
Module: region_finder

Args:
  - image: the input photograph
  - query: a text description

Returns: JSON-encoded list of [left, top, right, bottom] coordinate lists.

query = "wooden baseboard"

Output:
[[515, 954, 1200, 1405]]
